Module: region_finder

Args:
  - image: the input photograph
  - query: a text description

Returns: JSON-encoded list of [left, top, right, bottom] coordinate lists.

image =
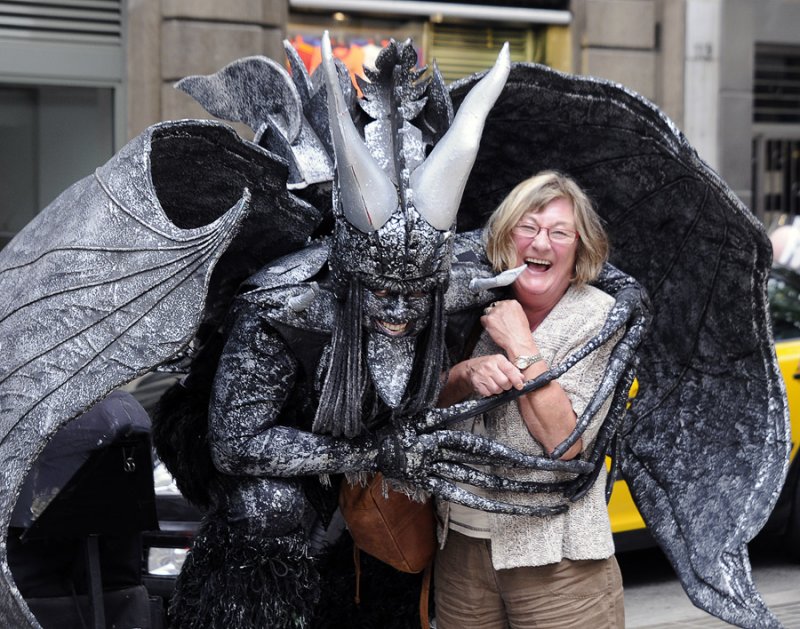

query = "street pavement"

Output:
[[620, 537, 800, 628]]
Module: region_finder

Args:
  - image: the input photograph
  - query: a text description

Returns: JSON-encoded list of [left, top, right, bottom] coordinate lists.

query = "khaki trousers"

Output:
[[434, 530, 624, 629]]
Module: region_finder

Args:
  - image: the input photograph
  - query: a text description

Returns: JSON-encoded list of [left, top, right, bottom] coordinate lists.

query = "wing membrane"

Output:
[[0, 120, 322, 626]]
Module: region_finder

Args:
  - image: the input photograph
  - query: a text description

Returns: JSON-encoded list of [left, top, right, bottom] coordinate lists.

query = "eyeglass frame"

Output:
[[511, 222, 580, 244]]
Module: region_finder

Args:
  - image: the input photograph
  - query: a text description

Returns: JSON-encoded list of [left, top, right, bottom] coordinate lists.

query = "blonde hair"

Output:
[[484, 171, 608, 285]]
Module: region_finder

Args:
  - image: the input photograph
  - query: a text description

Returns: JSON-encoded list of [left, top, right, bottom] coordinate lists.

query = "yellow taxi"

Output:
[[608, 266, 800, 552]]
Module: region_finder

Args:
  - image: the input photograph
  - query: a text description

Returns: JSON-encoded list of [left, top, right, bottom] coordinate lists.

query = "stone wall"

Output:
[[126, 0, 288, 140], [571, 0, 684, 127]]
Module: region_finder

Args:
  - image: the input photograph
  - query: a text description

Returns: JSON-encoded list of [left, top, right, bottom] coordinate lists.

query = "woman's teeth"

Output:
[[525, 258, 551, 269]]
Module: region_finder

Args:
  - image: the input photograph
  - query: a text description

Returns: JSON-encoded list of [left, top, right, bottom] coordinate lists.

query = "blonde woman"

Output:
[[435, 171, 625, 629]]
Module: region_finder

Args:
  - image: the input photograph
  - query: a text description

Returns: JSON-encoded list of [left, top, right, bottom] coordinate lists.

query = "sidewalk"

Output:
[[625, 566, 800, 628]]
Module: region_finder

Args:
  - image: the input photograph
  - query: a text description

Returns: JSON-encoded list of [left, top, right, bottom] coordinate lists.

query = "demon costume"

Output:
[[163, 39, 529, 627], [0, 34, 789, 629]]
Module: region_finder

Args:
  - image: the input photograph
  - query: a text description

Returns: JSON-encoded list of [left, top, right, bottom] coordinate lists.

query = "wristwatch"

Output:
[[513, 354, 543, 370]]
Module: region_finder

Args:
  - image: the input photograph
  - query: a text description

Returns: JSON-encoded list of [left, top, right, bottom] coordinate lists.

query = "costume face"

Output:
[[318, 37, 509, 412], [362, 285, 433, 338], [510, 197, 578, 308]]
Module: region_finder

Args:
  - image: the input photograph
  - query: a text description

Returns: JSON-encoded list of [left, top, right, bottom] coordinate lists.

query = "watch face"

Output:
[[515, 355, 540, 369]]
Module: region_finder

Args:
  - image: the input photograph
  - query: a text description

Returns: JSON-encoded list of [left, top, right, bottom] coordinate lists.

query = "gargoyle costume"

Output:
[[0, 33, 788, 629]]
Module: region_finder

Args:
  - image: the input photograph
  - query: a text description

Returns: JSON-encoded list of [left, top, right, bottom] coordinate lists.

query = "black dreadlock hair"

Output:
[[312, 277, 446, 437]]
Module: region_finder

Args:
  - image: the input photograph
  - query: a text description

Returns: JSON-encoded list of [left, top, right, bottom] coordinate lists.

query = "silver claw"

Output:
[[469, 264, 526, 293], [288, 282, 319, 312]]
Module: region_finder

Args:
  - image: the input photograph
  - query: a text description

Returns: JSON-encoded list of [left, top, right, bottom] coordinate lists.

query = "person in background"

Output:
[[434, 171, 625, 629], [770, 222, 800, 269]]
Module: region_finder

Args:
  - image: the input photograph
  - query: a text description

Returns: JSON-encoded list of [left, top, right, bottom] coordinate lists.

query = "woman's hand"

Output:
[[479, 299, 581, 459], [437, 299, 541, 407], [481, 299, 537, 358], [437, 353, 524, 407], [463, 354, 525, 397]]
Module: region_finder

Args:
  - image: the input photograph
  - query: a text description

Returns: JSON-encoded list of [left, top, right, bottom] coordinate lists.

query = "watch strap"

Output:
[[514, 354, 543, 370]]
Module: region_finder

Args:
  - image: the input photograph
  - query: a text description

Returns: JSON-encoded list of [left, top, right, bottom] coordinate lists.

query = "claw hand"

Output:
[[372, 423, 592, 516], [376, 427, 434, 483]]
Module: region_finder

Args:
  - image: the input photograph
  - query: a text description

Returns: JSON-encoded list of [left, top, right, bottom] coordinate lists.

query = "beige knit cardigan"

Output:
[[437, 283, 623, 570]]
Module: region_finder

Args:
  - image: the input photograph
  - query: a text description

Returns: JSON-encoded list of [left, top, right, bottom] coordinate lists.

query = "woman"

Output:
[[434, 171, 625, 628]]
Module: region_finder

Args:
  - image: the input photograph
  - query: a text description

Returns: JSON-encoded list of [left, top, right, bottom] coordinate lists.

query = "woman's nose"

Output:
[[529, 229, 552, 248]]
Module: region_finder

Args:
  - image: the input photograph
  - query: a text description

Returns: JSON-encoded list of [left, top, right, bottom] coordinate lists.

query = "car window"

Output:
[[768, 266, 800, 341]]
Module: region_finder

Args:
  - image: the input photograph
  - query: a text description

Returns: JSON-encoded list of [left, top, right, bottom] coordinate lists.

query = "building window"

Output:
[[289, 12, 554, 87], [0, 84, 114, 249], [752, 45, 800, 223], [755, 45, 800, 124], [288, 14, 427, 86]]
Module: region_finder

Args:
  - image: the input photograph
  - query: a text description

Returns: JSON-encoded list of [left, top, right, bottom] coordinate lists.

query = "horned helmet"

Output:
[[175, 34, 510, 434], [318, 33, 510, 416]]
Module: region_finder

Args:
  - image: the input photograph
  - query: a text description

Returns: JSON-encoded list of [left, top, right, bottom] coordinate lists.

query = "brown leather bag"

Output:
[[339, 472, 436, 574], [339, 472, 436, 629]]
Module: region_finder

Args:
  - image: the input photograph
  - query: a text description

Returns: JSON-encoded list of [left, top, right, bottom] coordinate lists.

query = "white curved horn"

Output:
[[322, 31, 397, 233], [410, 43, 510, 231], [469, 264, 526, 293]]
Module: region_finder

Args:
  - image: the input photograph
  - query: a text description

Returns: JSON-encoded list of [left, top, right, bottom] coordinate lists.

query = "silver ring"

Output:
[[483, 306, 492, 315]]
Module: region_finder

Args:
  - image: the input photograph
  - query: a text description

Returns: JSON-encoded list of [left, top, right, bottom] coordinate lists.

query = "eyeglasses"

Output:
[[511, 223, 579, 244]]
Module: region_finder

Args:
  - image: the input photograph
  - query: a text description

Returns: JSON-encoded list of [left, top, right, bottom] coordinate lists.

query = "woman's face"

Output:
[[509, 197, 579, 308]]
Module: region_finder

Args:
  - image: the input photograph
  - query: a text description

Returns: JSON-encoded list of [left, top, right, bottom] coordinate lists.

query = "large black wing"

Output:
[[0, 119, 322, 626], [451, 64, 789, 628]]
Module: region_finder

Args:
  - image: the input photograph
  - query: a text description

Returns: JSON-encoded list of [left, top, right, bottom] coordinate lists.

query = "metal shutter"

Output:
[[755, 44, 800, 124], [0, 0, 122, 44], [427, 22, 544, 84]]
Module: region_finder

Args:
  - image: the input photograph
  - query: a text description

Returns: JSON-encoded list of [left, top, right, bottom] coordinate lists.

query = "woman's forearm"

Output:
[[516, 377, 582, 459], [437, 360, 475, 407]]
